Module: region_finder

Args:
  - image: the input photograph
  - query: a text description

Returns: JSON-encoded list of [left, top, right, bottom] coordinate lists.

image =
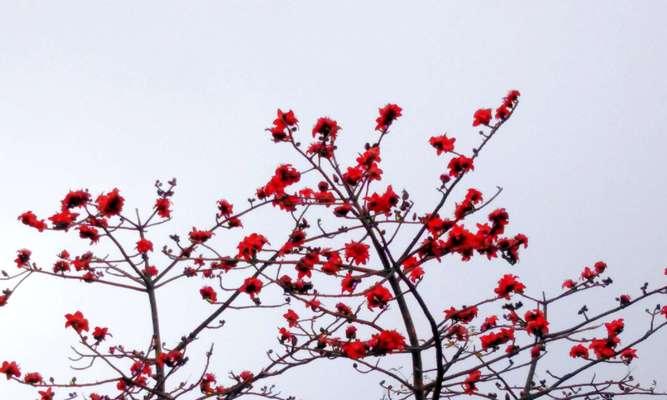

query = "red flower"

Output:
[[569, 344, 589, 359], [136, 239, 153, 254], [342, 166, 364, 187], [278, 327, 295, 343], [444, 306, 478, 324], [365, 283, 392, 310], [480, 328, 515, 350], [217, 199, 234, 217], [429, 134, 456, 155], [661, 305, 667, 318], [276, 109, 299, 127], [65, 311, 89, 333], [0, 295, 7, 307], [524, 309, 549, 337], [494, 274, 525, 299], [189, 228, 213, 244], [447, 155, 475, 177], [61, 190, 91, 210], [39, 388, 54, 400], [157, 350, 184, 368], [341, 272, 361, 294], [0, 361, 21, 379], [96, 188, 125, 217], [237, 233, 269, 261], [200, 286, 218, 303], [375, 103, 402, 132], [23, 371, 42, 385], [49, 210, 78, 230], [605, 319, 624, 336], [463, 370, 481, 394], [620, 348, 638, 364], [590, 335, 620, 359], [154, 198, 171, 218], [345, 325, 357, 339], [15, 249, 32, 268], [562, 279, 576, 289], [345, 241, 370, 265], [78, 225, 100, 244], [240, 277, 263, 299], [342, 340, 367, 359], [239, 370, 254, 382], [18, 211, 47, 232], [472, 108, 492, 127], [365, 185, 399, 215], [312, 117, 341, 140], [92, 326, 109, 342], [618, 294, 631, 306], [369, 330, 406, 354], [283, 309, 299, 327], [480, 315, 498, 332]]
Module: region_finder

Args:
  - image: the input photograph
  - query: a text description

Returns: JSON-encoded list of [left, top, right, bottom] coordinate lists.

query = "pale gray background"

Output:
[[1, 1, 666, 399]]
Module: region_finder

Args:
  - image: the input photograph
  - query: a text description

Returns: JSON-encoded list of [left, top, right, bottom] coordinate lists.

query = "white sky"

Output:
[[1, 1, 666, 399]]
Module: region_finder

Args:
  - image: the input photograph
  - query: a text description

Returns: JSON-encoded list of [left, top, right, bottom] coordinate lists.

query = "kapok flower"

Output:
[[0, 361, 21, 380], [429, 134, 456, 155], [494, 274, 525, 299], [375, 103, 402, 132], [472, 108, 492, 127], [96, 188, 125, 217], [344, 241, 370, 265], [365, 283, 392, 310], [200, 286, 218, 303], [240, 277, 263, 299], [136, 239, 153, 254], [64, 311, 89, 333]]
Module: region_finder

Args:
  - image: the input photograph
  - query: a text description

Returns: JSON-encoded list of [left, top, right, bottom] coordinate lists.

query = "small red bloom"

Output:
[[444, 306, 478, 324], [569, 344, 589, 359], [0, 361, 21, 379], [78, 225, 100, 244], [189, 228, 213, 244], [365, 283, 392, 310], [92, 326, 109, 342], [49, 210, 79, 230], [23, 371, 42, 385], [620, 348, 638, 364], [345, 241, 370, 265], [312, 117, 341, 140], [96, 188, 125, 217], [136, 239, 153, 254], [200, 286, 218, 303], [365, 185, 399, 215], [61, 190, 91, 210], [342, 340, 367, 359], [39, 388, 54, 400], [472, 108, 492, 127], [154, 198, 172, 218], [494, 274, 525, 299], [65, 311, 89, 333], [447, 155, 474, 177], [375, 103, 402, 132], [283, 309, 299, 327], [240, 277, 263, 299], [463, 370, 482, 394], [237, 233, 269, 261], [369, 330, 406, 354], [15, 249, 32, 268], [18, 211, 47, 232], [217, 199, 234, 217], [429, 134, 456, 155], [562, 279, 576, 289]]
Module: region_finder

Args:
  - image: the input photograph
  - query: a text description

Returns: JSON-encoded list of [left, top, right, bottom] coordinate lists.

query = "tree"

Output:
[[1, 90, 665, 400]]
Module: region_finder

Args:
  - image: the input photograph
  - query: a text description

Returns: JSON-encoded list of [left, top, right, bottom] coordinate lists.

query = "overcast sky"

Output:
[[1, 2, 666, 399]]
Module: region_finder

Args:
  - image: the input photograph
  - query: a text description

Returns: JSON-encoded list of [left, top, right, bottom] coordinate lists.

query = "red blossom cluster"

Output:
[[2, 90, 665, 400]]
